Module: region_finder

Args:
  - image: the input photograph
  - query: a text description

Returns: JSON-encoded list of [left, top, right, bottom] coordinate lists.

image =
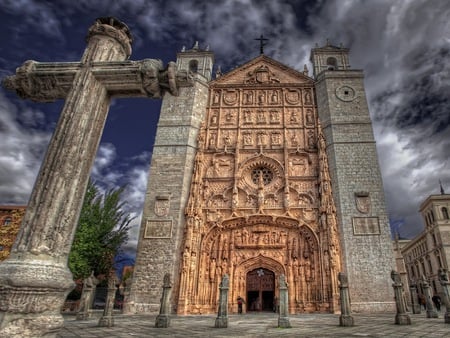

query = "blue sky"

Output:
[[0, 0, 449, 255]]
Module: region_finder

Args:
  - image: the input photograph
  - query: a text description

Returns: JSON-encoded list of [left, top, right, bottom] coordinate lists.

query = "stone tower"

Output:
[[129, 42, 395, 314], [127, 43, 213, 313], [310, 42, 395, 312]]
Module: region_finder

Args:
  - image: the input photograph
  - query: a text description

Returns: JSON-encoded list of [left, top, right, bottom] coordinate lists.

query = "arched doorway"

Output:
[[246, 268, 275, 312]]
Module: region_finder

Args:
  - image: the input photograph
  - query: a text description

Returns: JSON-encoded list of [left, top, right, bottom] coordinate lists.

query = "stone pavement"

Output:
[[57, 311, 450, 337]]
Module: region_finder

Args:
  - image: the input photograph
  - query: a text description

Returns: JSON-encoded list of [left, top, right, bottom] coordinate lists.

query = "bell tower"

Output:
[[311, 42, 395, 312], [127, 42, 214, 313]]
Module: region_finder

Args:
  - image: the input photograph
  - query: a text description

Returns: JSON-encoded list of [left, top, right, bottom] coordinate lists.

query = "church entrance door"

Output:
[[246, 268, 275, 312]]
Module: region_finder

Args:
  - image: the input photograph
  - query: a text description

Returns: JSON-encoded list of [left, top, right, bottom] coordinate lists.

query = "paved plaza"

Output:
[[58, 311, 450, 337]]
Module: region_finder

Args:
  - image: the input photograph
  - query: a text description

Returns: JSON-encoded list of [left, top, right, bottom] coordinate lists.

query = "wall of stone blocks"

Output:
[[315, 70, 396, 312], [127, 78, 209, 314]]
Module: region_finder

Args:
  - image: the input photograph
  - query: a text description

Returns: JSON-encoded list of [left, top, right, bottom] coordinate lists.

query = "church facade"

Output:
[[127, 42, 396, 314]]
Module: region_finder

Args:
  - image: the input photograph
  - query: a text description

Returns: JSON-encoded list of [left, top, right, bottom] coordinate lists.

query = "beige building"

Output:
[[128, 42, 396, 315], [400, 193, 450, 297]]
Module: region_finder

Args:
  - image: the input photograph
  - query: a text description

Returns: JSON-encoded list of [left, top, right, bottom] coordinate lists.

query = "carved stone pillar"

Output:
[[338, 272, 354, 327], [155, 273, 172, 328], [438, 268, 450, 323], [391, 270, 411, 325], [98, 271, 118, 327], [278, 274, 291, 328], [409, 282, 421, 314], [420, 275, 438, 318], [0, 18, 132, 338], [214, 274, 229, 328]]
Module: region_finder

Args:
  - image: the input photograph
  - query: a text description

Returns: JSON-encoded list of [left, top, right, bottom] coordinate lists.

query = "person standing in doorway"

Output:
[[237, 296, 245, 314]]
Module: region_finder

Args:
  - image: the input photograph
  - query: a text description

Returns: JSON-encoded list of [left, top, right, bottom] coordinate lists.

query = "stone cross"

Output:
[[155, 273, 172, 328], [391, 270, 411, 325], [438, 268, 450, 323], [98, 270, 118, 327], [338, 272, 354, 327], [409, 280, 421, 314], [214, 274, 229, 328], [278, 274, 291, 328], [76, 271, 99, 321], [0, 17, 190, 337], [420, 275, 438, 318]]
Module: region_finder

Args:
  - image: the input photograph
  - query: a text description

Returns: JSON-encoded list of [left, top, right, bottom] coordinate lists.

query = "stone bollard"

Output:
[[278, 274, 291, 328], [409, 281, 421, 314], [420, 275, 438, 318], [215, 274, 229, 328], [76, 271, 99, 320], [98, 270, 118, 327], [338, 272, 354, 326], [438, 268, 450, 323], [155, 273, 172, 328], [391, 270, 411, 325]]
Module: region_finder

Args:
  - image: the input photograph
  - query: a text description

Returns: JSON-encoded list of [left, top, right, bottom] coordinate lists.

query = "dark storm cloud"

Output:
[[0, 0, 448, 243]]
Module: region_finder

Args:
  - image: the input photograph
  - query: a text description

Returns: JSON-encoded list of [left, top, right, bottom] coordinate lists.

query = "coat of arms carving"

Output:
[[355, 192, 370, 214], [155, 196, 170, 217]]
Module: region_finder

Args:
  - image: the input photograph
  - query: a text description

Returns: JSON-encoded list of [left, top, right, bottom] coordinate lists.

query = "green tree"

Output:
[[69, 180, 133, 280]]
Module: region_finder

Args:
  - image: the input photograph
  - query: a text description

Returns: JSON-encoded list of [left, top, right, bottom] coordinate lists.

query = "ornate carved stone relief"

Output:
[[179, 60, 341, 315]]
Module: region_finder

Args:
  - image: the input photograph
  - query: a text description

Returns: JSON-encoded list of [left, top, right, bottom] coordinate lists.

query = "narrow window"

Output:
[[326, 57, 337, 70], [442, 207, 449, 219], [189, 60, 198, 73], [3, 217, 12, 226]]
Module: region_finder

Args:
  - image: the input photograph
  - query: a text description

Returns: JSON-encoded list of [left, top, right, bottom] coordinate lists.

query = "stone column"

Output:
[[0, 18, 133, 338], [214, 274, 229, 328], [338, 272, 354, 327], [155, 273, 172, 328], [76, 272, 99, 321], [98, 271, 118, 327], [438, 268, 450, 323], [391, 270, 411, 325], [420, 275, 438, 318], [409, 281, 421, 314], [278, 274, 291, 328]]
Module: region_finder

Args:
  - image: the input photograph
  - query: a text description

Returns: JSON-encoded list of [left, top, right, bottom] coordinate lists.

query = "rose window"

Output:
[[251, 166, 273, 185]]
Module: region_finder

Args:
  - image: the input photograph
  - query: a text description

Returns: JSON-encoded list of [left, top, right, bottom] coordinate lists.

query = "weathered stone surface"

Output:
[[0, 17, 187, 337], [214, 274, 229, 328], [278, 275, 291, 328], [391, 270, 411, 325], [155, 273, 172, 328], [338, 272, 354, 327]]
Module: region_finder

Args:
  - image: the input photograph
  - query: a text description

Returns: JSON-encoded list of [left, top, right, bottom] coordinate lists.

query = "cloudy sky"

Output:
[[0, 0, 449, 255]]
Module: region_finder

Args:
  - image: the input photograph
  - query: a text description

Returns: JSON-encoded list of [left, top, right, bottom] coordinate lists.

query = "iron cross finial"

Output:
[[255, 34, 268, 54]]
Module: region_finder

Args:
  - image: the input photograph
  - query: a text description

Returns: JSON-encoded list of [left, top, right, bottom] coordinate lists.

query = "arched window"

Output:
[[326, 57, 337, 70], [442, 207, 449, 220], [3, 217, 12, 226], [189, 60, 198, 73]]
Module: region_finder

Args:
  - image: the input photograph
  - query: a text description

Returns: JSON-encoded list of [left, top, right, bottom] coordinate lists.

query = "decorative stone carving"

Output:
[[0, 17, 189, 337], [391, 270, 411, 325], [178, 59, 341, 315], [355, 191, 371, 214]]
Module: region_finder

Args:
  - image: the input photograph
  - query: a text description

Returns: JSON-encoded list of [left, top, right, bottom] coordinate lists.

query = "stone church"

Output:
[[127, 41, 396, 315]]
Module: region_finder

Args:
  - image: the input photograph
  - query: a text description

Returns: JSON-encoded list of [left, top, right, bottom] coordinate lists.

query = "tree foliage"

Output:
[[69, 180, 133, 280], [0, 208, 25, 261]]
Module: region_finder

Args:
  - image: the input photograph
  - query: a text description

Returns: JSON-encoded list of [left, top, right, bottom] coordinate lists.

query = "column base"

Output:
[[395, 313, 411, 325], [155, 314, 170, 328], [278, 317, 291, 328], [0, 255, 75, 338], [339, 315, 354, 326], [214, 317, 228, 328], [98, 316, 114, 327]]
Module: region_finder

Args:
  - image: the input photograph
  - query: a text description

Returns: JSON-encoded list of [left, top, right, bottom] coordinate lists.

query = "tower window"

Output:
[[3, 217, 12, 226], [326, 57, 337, 70], [189, 60, 198, 73], [442, 207, 449, 219]]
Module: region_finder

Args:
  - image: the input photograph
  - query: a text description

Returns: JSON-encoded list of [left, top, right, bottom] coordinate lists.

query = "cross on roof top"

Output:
[[254, 34, 269, 54]]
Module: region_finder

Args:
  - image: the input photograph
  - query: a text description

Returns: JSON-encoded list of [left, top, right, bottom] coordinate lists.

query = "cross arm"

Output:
[[2, 59, 193, 102], [2, 60, 79, 102]]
